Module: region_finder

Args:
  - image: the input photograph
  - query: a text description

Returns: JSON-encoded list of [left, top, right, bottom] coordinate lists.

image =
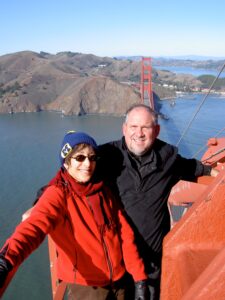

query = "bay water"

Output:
[[0, 93, 225, 299]]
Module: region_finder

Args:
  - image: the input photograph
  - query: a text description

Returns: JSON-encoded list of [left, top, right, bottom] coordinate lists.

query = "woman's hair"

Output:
[[64, 144, 95, 166]]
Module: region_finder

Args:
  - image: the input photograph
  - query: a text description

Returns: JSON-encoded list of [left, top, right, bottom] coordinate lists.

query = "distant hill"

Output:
[[2, 51, 224, 115], [0, 51, 176, 115], [0, 51, 139, 115], [116, 55, 225, 70], [152, 58, 225, 71], [155, 55, 225, 61]]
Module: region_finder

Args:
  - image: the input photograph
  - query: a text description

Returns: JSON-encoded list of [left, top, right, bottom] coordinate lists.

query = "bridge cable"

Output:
[[176, 63, 225, 148], [193, 125, 225, 158]]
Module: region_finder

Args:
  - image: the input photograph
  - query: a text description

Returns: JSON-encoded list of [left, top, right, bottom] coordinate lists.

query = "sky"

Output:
[[1, 0, 225, 58]]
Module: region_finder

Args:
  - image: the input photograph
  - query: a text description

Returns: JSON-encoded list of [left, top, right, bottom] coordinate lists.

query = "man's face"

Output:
[[122, 107, 160, 156]]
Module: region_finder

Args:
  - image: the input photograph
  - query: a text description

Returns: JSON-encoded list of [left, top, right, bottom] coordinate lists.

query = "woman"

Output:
[[0, 131, 148, 300]]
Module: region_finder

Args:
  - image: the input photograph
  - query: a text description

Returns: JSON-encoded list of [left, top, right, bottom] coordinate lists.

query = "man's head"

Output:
[[123, 104, 160, 156]]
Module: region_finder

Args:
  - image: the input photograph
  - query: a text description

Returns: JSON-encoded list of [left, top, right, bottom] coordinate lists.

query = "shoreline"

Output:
[[161, 91, 225, 101]]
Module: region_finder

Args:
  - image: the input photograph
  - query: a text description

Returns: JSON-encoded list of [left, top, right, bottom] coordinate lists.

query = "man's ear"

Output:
[[122, 122, 126, 136], [63, 163, 68, 170], [155, 124, 160, 137]]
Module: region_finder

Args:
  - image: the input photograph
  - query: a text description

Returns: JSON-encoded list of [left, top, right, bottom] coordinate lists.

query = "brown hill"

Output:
[[0, 51, 143, 115], [0, 51, 177, 115]]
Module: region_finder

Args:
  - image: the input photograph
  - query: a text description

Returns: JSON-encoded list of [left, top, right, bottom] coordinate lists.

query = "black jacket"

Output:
[[98, 137, 211, 269]]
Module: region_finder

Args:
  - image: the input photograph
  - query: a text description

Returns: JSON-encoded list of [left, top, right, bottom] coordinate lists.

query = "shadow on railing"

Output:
[[48, 236, 67, 300]]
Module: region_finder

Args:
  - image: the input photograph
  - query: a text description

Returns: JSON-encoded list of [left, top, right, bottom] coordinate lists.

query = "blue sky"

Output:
[[1, 0, 225, 58]]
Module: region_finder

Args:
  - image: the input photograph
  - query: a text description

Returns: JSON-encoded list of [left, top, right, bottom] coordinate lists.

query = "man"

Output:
[[98, 104, 217, 300]]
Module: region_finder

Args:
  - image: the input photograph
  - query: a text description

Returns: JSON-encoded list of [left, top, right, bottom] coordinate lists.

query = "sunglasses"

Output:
[[71, 154, 99, 162]]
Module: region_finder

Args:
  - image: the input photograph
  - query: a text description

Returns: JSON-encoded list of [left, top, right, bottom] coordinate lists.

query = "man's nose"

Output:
[[136, 127, 144, 136]]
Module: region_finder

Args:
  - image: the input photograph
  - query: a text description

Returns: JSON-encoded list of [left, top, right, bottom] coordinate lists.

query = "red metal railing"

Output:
[[162, 137, 225, 300]]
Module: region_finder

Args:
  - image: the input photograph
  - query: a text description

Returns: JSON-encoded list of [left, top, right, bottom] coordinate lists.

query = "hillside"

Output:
[[0, 51, 177, 115], [1, 51, 223, 115]]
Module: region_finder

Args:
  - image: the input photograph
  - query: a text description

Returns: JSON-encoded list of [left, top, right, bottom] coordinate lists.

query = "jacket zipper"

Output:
[[64, 198, 78, 281], [85, 195, 113, 282]]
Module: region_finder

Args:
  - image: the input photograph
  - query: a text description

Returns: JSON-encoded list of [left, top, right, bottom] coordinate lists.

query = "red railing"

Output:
[[48, 237, 67, 299], [161, 137, 225, 300]]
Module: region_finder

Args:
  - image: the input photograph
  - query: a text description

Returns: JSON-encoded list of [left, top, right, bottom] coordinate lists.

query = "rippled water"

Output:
[[0, 94, 224, 299]]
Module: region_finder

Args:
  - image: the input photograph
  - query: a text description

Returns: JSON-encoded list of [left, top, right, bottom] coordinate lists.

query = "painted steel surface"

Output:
[[161, 137, 225, 300]]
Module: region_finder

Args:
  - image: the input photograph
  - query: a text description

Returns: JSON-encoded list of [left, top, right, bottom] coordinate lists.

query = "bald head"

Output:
[[123, 104, 160, 156]]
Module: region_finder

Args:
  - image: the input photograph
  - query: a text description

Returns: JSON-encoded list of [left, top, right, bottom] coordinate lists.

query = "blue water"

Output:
[[0, 94, 225, 299], [153, 65, 225, 78], [159, 93, 225, 158]]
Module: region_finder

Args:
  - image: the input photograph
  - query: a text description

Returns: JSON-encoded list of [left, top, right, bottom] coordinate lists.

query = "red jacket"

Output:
[[2, 177, 147, 286]]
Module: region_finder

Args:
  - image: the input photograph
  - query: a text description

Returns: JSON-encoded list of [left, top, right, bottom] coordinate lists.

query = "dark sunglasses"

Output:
[[71, 154, 99, 162]]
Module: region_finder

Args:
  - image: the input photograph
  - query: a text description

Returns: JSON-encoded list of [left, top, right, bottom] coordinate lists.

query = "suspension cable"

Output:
[[193, 125, 225, 158], [176, 63, 225, 147]]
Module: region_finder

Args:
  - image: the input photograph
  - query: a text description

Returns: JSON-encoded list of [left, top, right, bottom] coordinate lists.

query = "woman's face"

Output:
[[64, 145, 97, 183]]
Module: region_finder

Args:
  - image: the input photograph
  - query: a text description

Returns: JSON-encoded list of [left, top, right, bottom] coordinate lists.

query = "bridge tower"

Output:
[[140, 57, 154, 109]]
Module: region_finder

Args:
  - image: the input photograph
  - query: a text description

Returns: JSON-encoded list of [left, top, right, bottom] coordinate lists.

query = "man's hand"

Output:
[[210, 168, 219, 177]]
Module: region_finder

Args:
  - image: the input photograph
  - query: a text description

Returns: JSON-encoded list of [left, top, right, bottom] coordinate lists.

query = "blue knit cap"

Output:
[[60, 130, 98, 165]]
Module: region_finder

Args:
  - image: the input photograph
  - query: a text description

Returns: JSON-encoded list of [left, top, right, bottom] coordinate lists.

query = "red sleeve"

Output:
[[1, 186, 66, 267], [117, 209, 147, 281]]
